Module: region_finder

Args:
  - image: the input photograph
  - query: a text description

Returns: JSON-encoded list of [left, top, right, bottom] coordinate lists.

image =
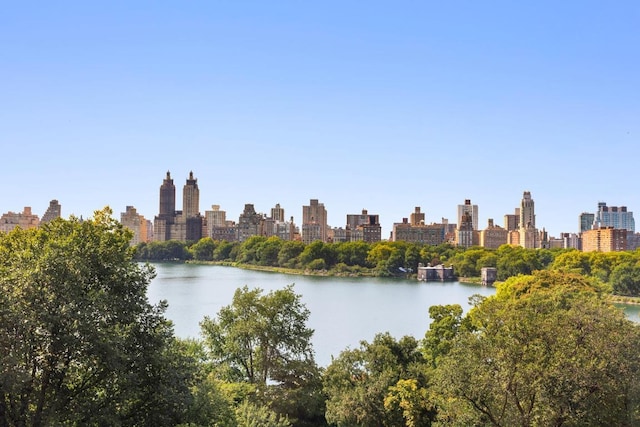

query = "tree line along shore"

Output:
[[135, 236, 640, 298]]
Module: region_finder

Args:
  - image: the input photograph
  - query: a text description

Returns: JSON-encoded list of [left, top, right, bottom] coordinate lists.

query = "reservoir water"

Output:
[[146, 262, 640, 367], [146, 262, 496, 367]]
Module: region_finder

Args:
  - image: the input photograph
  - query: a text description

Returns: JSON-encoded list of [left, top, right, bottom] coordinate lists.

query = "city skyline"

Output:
[[1, 170, 636, 240], [2, 2, 639, 237]]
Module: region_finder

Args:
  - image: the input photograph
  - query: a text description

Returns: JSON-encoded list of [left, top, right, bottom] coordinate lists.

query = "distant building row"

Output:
[[0, 200, 61, 233], [4, 173, 637, 254], [145, 171, 382, 246]]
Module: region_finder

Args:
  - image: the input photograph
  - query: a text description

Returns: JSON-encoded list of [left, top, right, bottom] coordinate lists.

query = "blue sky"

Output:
[[2, 1, 639, 238]]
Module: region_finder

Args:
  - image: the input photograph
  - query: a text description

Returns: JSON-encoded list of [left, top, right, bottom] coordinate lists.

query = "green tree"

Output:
[[434, 271, 640, 426], [213, 240, 236, 261], [298, 241, 325, 267], [256, 236, 283, 266], [422, 304, 465, 367], [610, 262, 640, 296], [384, 379, 434, 427], [136, 240, 191, 261], [548, 249, 591, 275], [235, 401, 292, 427], [404, 244, 421, 272], [200, 285, 324, 424], [237, 236, 267, 264], [191, 237, 216, 261], [0, 209, 195, 426], [278, 241, 305, 268], [495, 245, 539, 280], [323, 333, 433, 427], [336, 241, 371, 267]]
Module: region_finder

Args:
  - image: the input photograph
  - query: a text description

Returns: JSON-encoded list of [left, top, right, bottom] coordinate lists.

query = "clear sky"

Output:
[[2, 1, 639, 238]]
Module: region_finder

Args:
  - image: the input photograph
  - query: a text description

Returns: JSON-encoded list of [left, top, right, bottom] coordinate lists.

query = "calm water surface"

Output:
[[146, 262, 496, 366], [146, 262, 640, 367]]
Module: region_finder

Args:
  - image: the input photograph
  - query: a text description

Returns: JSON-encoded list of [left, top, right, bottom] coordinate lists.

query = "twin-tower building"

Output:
[[154, 171, 204, 242]]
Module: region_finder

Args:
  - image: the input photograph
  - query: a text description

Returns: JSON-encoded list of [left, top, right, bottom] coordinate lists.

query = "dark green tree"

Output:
[[190, 237, 216, 261], [256, 236, 283, 266], [213, 240, 236, 261], [277, 241, 305, 268], [434, 271, 640, 426], [610, 262, 640, 296], [0, 208, 194, 426]]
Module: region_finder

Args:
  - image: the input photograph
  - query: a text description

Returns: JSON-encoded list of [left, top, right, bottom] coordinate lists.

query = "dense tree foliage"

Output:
[[0, 208, 195, 426], [323, 333, 434, 427], [200, 285, 325, 426], [434, 271, 640, 426]]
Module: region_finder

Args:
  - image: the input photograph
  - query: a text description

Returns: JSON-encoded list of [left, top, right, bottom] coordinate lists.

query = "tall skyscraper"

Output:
[[518, 191, 538, 249], [519, 192, 535, 229], [158, 171, 176, 222], [302, 199, 328, 244], [594, 202, 635, 232], [182, 171, 203, 242], [457, 199, 478, 231], [183, 171, 199, 218]]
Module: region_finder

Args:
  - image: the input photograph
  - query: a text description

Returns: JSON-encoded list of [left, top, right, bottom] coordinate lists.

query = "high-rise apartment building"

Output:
[[238, 204, 263, 242], [120, 206, 151, 246], [205, 204, 229, 240], [345, 209, 382, 243], [480, 218, 508, 249], [455, 209, 478, 248], [302, 199, 328, 244], [41, 200, 61, 223], [392, 207, 446, 245], [206, 205, 227, 228], [457, 199, 478, 232], [594, 202, 635, 232], [0, 207, 39, 233], [262, 204, 295, 241], [582, 226, 627, 252], [392, 219, 446, 245]]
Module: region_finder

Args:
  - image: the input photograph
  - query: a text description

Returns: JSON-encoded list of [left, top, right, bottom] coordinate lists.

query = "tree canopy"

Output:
[[0, 208, 194, 426], [434, 271, 640, 426]]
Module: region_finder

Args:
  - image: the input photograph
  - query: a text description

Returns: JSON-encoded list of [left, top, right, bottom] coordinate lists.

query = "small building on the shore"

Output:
[[417, 263, 455, 282], [481, 267, 498, 286]]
